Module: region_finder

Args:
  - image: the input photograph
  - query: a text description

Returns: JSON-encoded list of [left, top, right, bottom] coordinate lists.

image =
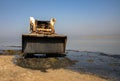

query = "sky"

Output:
[[0, 0, 120, 45]]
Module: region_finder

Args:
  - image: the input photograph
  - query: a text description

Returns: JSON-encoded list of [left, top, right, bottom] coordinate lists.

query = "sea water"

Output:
[[67, 35, 120, 55]]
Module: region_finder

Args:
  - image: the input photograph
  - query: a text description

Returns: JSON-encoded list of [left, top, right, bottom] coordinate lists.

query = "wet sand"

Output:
[[0, 50, 120, 81]]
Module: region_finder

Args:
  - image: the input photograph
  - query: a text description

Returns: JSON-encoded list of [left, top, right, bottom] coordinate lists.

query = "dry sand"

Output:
[[0, 55, 108, 81]]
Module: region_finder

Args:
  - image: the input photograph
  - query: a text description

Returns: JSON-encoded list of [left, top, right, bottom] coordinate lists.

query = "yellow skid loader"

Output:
[[22, 17, 67, 56]]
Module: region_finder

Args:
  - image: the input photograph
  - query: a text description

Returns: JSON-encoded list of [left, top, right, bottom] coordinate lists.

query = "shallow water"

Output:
[[66, 51, 120, 81], [12, 50, 120, 81]]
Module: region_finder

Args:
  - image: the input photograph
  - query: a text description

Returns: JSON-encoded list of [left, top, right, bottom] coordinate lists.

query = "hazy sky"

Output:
[[0, 0, 120, 45]]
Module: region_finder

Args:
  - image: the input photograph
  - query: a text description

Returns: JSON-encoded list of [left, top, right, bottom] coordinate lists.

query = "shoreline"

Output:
[[0, 55, 109, 81], [0, 49, 120, 81]]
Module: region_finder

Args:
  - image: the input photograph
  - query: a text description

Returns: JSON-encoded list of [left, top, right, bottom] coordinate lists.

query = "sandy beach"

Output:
[[0, 55, 108, 81]]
